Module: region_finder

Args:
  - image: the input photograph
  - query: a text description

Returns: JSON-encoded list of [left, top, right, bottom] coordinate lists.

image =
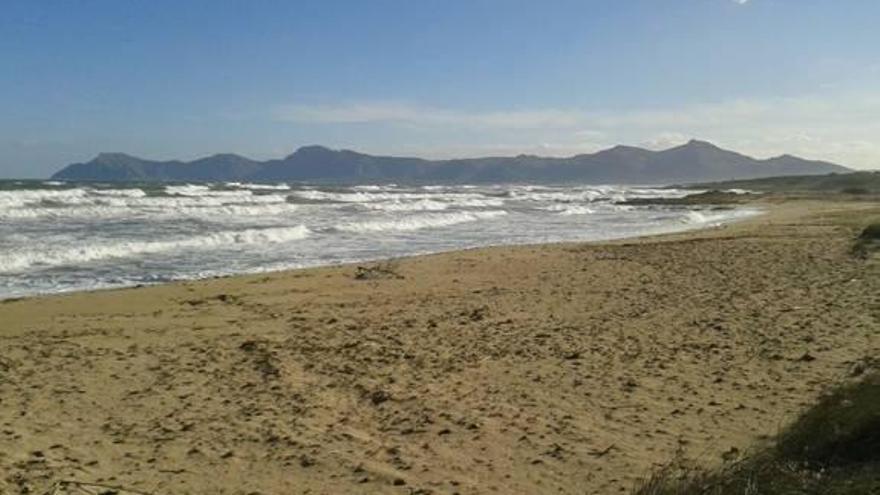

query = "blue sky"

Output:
[[2, 0, 879, 177]]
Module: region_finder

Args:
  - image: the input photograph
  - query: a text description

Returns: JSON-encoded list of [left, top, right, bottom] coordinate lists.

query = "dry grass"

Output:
[[853, 222, 880, 257], [632, 372, 880, 495]]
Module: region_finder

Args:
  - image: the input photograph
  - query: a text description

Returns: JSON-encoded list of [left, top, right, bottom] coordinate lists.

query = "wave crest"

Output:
[[0, 225, 311, 273], [335, 210, 508, 233]]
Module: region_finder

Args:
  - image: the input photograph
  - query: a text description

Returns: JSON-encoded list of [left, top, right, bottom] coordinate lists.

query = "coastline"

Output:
[[1, 196, 878, 494], [0, 202, 762, 303]]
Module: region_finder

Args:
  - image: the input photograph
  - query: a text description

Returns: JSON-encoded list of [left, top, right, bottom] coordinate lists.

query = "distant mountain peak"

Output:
[[95, 152, 139, 161], [295, 144, 334, 154], [284, 145, 335, 160], [300, 144, 333, 152], [52, 141, 851, 183], [602, 144, 651, 154], [206, 152, 247, 159], [680, 139, 721, 149]]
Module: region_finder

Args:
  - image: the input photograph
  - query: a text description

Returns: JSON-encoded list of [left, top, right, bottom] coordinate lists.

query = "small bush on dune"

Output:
[[853, 222, 880, 257], [776, 373, 880, 466], [632, 373, 880, 495], [859, 223, 880, 241]]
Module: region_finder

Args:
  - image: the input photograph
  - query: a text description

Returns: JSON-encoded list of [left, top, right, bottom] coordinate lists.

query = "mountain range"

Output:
[[51, 140, 849, 184]]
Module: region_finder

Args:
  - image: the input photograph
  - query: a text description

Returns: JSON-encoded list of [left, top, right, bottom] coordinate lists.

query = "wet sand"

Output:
[[1, 197, 878, 494]]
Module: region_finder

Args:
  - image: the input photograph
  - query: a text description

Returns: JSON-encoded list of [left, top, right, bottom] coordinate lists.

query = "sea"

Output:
[[0, 180, 759, 300]]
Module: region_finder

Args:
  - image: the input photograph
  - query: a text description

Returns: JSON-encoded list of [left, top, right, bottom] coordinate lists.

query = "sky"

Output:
[[2, 0, 879, 178]]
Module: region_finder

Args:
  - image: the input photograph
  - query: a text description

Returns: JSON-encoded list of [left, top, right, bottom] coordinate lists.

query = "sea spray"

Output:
[[0, 181, 759, 299]]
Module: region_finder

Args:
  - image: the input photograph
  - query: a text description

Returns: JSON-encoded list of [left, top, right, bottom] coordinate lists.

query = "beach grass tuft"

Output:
[[632, 372, 880, 495], [853, 222, 880, 257]]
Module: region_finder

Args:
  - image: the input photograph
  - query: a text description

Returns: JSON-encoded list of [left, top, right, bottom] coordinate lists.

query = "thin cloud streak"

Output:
[[275, 102, 581, 129], [273, 94, 880, 169]]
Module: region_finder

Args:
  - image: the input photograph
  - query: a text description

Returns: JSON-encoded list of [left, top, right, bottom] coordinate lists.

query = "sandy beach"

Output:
[[1, 197, 878, 494]]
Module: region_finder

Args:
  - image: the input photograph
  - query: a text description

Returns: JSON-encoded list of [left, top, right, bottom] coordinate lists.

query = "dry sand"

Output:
[[1, 198, 878, 494]]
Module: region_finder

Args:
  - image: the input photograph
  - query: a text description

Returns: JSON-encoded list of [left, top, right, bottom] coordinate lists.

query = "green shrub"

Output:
[[859, 223, 880, 241], [776, 373, 880, 465], [632, 373, 880, 495], [853, 222, 880, 257]]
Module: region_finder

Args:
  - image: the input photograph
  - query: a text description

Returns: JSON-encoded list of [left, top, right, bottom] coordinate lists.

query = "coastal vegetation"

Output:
[[687, 171, 880, 195], [634, 371, 880, 495], [853, 222, 880, 257]]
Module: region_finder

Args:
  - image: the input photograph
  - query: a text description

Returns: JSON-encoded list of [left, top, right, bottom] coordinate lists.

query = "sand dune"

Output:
[[1, 198, 878, 494]]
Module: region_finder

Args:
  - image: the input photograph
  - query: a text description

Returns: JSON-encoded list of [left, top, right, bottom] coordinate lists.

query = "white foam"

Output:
[[0, 182, 765, 299], [165, 184, 258, 198], [182, 203, 298, 219], [679, 209, 753, 226], [0, 225, 311, 273], [290, 189, 486, 203], [454, 198, 506, 208], [165, 184, 212, 196], [139, 193, 283, 207], [624, 187, 694, 199], [510, 188, 605, 203], [363, 199, 450, 212], [0, 188, 91, 209], [0, 205, 130, 220], [336, 210, 508, 233], [91, 188, 147, 198], [361, 197, 505, 212], [510, 186, 693, 204], [0, 188, 154, 213], [545, 204, 595, 216], [353, 184, 397, 191], [0, 193, 296, 220], [226, 182, 291, 191]]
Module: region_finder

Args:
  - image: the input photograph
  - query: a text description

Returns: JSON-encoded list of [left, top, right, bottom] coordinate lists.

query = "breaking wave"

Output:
[[0, 225, 311, 273], [289, 189, 486, 204], [335, 210, 508, 233], [545, 204, 595, 216], [680, 210, 745, 226], [362, 199, 450, 212], [361, 197, 505, 212], [0, 186, 295, 220], [0, 180, 762, 299], [225, 182, 291, 191]]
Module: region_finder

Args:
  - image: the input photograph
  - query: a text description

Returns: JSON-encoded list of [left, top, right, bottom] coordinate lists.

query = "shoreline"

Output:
[[1, 196, 878, 494], [1, 204, 763, 304]]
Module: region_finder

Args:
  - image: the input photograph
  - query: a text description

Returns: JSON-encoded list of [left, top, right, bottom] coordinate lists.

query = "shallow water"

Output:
[[0, 180, 758, 299]]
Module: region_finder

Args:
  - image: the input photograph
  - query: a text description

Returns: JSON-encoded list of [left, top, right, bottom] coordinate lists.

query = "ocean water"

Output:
[[0, 180, 759, 299]]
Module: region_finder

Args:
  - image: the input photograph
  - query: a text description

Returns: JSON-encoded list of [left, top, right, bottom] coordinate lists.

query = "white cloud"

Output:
[[273, 93, 880, 169], [275, 102, 581, 130], [732, 0, 750, 5], [587, 94, 880, 168], [640, 132, 691, 150]]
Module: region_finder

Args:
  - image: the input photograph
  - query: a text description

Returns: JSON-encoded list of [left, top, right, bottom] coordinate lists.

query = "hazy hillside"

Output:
[[52, 140, 850, 184], [686, 170, 880, 193]]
